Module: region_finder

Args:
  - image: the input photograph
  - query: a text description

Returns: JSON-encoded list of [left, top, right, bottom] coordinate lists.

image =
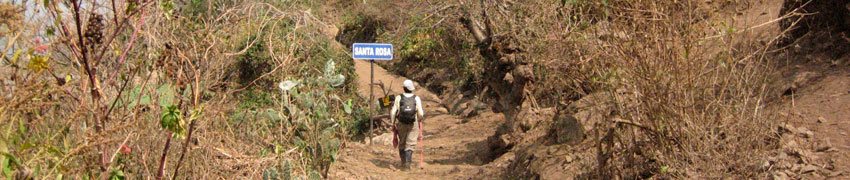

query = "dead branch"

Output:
[[156, 131, 173, 180], [105, 10, 147, 86], [461, 14, 488, 44], [610, 117, 650, 130], [371, 79, 394, 97], [172, 120, 196, 180], [481, 0, 493, 38]]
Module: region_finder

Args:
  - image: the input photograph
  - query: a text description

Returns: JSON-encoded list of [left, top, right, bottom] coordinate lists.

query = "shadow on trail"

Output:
[[369, 158, 399, 170], [427, 138, 491, 166]]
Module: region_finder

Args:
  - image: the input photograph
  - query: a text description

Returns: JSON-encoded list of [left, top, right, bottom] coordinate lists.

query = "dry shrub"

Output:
[[337, 1, 489, 95], [445, 0, 779, 177], [353, 0, 781, 178], [1, 0, 366, 179], [576, 0, 778, 178], [0, 2, 23, 36], [469, 1, 778, 178], [117, 1, 368, 179]]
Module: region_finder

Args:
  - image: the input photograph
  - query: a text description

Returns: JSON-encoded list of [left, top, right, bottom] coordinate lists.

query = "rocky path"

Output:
[[736, 0, 850, 179], [328, 57, 504, 180], [767, 69, 850, 179]]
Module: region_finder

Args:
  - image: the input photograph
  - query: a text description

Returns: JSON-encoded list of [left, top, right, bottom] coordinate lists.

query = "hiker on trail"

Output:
[[391, 80, 425, 169]]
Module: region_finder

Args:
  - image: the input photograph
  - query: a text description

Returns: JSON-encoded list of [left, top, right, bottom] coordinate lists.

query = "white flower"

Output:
[[278, 80, 299, 91]]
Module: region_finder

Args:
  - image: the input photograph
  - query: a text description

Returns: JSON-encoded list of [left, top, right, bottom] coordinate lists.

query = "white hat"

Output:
[[403, 80, 415, 91]]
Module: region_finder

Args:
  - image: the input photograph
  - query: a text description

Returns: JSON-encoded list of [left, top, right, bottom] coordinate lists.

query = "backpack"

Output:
[[397, 95, 417, 124]]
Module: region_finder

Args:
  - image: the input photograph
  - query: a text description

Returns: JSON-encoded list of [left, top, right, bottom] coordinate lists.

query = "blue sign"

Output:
[[352, 43, 393, 60]]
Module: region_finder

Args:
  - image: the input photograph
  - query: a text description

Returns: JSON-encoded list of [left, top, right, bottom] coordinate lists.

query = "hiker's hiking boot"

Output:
[[403, 150, 413, 170], [399, 150, 408, 170]]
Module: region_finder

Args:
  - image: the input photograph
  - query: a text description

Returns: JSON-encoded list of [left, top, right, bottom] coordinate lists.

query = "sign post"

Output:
[[370, 60, 373, 141], [352, 43, 393, 144]]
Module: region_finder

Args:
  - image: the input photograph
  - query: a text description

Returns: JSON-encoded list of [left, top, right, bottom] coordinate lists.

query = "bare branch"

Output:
[[461, 14, 487, 44], [106, 9, 147, 86]]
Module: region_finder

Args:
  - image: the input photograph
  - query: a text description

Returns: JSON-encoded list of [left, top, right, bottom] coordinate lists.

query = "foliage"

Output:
[[203, 2, 367, 178], [324, 59, 346, 87], [160, 105, 185, 136], [344, 5, 483, 94], [237, 89, 275, 110], [26, 54, 48, 73], [0, 0, 368, 179], [236, 33, 272, 85], [398, 29, 438, 61]]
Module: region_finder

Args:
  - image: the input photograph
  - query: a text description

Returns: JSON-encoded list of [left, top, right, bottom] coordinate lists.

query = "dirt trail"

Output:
[[774, 71, 850, 171], [737, 1, 849, 178], [329, 58, 503, 180]]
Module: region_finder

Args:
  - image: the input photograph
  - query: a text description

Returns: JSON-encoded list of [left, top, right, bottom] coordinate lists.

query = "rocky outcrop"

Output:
[[775, 71, 822, 96], [493, 91, 628, 179], [438, 82, 488, 118], [460, 7, 533, 125], [564, 92, 619, 132], [550, 112, 584, 145]]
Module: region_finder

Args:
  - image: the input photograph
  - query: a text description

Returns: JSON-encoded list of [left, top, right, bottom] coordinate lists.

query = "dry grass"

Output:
[[1, 0, 367, 179], [506, 0, 779, 178], [577, 1, 782, 178], [475, 0, 782, 178], [348, 0, 784, 178]]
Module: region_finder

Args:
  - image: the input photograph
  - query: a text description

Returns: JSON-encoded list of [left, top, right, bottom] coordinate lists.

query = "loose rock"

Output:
[[779, 124, 796, 134], [550, 113, 584, 145], [436, 107, 449, 114], [816, 142, 833, 152], [801, 164, 818, 174], [772, 171, 789, 180], [802, 130, 814, 138], [371, 133, 395, 146], [828, 170, 843, 177], [817, 117, 827, 123], [784, 139, 798, 149], [761, 160, 772, 171], [796, 126, 813, 138], [791, 164, 802, 172]]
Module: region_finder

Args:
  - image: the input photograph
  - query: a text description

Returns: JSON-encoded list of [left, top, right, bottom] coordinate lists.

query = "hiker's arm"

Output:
[[390, 95, 401, 124], [415, 96, 425, 121]]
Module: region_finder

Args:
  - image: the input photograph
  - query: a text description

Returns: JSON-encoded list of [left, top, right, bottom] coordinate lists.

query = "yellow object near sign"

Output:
[[379, 95, 394, 108]]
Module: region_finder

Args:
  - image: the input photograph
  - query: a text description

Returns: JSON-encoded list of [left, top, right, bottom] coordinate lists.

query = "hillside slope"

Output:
[[328, 39, 506, 179]]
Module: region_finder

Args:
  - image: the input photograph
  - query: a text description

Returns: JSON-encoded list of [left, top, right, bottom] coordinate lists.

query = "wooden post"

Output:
[[419, 119, 423, 168], [369, 60, 374, 144]]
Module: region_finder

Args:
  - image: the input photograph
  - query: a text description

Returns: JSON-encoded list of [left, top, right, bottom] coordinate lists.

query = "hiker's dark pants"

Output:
[[396, 121, 419, 152]]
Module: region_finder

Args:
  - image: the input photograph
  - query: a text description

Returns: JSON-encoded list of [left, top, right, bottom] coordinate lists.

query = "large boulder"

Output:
[[565, 92, 618, 132], [370, 132, 395, 146], [548, 91, 625, 145], [776, 71, 822, 96], [517, 107, 555, 132], [550, 112, 585, 145]]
